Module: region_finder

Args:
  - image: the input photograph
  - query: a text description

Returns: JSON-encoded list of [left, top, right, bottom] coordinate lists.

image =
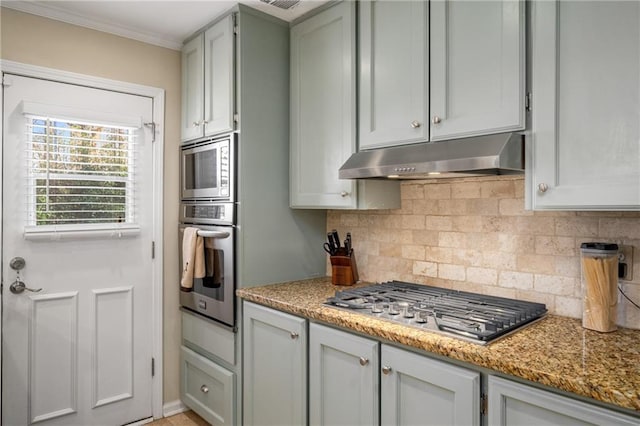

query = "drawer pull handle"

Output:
[[200, 385, 209, 394]]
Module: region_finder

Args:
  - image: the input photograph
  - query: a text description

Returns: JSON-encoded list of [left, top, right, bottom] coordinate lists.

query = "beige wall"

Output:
[[328, 176, 640, 329], [1, 8, 183, 403]]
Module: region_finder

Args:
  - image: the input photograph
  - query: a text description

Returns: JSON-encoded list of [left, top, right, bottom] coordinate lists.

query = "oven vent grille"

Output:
[[259, 0, 301, 10]]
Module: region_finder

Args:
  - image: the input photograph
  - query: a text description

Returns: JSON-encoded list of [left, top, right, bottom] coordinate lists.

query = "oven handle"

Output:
[[196, 230, 230, 239]]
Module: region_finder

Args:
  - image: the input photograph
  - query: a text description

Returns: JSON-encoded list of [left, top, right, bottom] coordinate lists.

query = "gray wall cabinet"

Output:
[[488, 376, 639, 426], [242, 302, 307, 426], [359, 0, 525, 150], [309, 323, 380, 426], [381, 345, 480, 426], [358, 0, 429, 149], [290, 1, 400, 209], [528, 0, 640, 209], [181, 14, 235, 142]]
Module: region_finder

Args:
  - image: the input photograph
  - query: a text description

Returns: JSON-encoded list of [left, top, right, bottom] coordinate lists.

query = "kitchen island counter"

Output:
[[237, 277, 640, 414]]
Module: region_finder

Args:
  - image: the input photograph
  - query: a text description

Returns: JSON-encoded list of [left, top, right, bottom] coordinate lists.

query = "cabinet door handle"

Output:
[[200, 385, 209, 394], [538, 183, 549, 193], [290, 331, 299, 340], [431, 116, 442, 125], [382, 366, 392, 375], [192, 120, 202, 127], [340, 191, 350, 198], [410, 120, 421, 128], [359, 357, 369, 366]]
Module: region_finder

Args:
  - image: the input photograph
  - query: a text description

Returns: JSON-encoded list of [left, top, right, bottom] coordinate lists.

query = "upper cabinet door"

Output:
[[203, 14, 235, 137], [430, 0, 525, 141], [181, 34, 204, 142], [290, 1, 357, 208], [359, 0, 429, 150], [530, 0, 640, 209]]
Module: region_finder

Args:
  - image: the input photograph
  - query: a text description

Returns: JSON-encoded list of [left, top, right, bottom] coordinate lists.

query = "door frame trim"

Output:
[[0, 59, 165, 420]]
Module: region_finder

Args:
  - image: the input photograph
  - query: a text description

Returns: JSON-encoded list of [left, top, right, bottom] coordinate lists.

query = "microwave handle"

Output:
[[197, 230, 230, 239]]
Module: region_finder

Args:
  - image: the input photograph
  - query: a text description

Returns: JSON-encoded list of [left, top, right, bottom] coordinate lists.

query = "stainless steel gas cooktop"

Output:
[[324, 281, 547, 345]]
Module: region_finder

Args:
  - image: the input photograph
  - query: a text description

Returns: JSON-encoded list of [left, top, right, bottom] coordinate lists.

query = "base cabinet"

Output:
[[381, 345, 480, 426], [243, 302, 307, 426], [180, 310, 236, 426], [488, 376, 639, 426], [308, 323, 480, 426], [180, 346, 235, 426], [309, 323, 379, 425]]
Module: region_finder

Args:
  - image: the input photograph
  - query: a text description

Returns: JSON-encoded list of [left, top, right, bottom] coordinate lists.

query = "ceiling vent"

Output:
[[259, 0, 301, 10]]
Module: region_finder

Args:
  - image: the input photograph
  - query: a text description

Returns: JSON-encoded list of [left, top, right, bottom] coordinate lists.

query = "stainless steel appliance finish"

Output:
[[338, 133, 524, 179], [179, 222, 235, 329], [181, 135, 234, 200], [180, 201, 235, 226], [325, 281, 547, 344]]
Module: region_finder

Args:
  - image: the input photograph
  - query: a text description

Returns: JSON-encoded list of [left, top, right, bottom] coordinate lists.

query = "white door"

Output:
[[2, 75, 154, 426]]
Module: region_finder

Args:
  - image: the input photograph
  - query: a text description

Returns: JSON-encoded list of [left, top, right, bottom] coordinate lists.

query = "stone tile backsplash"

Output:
[[327, 176, 640, 329]]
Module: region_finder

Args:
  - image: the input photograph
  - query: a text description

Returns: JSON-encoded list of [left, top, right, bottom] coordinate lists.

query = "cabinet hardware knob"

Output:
[[200, 385, 209, 394], [192, 121, 201, 127], [359, 357, 369, 366], [382, 366, 392, 375], [538, 183, 549, 193], [202, 120, 209, 125], [431, 116, 442, 125], [290, 332, 299, 339], [410, 120, 421, 128], [340, 191, 350, 197]]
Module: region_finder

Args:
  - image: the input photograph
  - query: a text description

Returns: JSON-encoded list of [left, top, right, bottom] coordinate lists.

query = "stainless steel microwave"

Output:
[[181, 135, 235, 201]]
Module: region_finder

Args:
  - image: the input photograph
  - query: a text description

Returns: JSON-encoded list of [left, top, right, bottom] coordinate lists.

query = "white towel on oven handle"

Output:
[[181, 227, 205, 290]]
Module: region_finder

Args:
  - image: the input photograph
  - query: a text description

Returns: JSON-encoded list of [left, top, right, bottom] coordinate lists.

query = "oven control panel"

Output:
[[180, 202, 234, 226]]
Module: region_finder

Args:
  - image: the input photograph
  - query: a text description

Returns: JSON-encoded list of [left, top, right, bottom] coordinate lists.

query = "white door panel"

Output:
[[2, 75, 154, 426]]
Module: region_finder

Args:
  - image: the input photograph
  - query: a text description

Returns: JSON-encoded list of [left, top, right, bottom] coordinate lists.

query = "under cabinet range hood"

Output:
[[339, 133, 525, 179]]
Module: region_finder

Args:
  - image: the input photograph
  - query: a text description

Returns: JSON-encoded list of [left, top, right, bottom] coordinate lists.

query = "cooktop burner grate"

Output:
[[324, 281, 547, 344]]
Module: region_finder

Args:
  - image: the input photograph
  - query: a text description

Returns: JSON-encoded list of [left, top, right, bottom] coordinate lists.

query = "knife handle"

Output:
[[331, 229, 341, 248]]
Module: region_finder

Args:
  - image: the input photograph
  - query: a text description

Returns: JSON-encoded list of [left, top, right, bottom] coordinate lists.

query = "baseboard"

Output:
[[163, 400, 188, 418]]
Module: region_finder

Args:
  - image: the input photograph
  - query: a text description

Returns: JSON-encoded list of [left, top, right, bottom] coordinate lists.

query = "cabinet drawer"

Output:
[[182, 310, 235, 365], [181, 345, 235, 426]]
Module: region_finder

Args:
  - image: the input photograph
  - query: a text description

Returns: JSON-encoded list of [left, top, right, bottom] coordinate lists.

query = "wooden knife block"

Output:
[[330, 252, 359, 286]]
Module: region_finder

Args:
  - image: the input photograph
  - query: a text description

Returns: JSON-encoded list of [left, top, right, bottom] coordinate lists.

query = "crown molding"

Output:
[[2, 1, 183, 50]]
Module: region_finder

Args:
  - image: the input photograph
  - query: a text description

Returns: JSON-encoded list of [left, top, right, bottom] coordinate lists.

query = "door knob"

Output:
[[340, 191, 350, 198], [9, 280, 42, 294], [382, 366, 392, 375], [410, 120, 421, 128], [431, 116, 442, 125], [9, 257, 25, 271], [359, 357, 369, 366]]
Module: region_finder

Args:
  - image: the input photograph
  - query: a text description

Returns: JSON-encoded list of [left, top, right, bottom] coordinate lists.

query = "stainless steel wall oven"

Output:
[[179, 201, 236, 328], [179, 134, 237, 329]]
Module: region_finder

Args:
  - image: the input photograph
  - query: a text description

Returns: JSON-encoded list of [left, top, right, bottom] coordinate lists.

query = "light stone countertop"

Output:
[[236, 277, 640, 414]]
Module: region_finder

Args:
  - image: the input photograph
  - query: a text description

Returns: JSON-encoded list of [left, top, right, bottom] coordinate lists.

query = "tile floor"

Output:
[[148, 411, 209, 426]]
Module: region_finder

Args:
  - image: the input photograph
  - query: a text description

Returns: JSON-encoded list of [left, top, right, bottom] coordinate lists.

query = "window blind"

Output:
[[25, 116, 138, 229]]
